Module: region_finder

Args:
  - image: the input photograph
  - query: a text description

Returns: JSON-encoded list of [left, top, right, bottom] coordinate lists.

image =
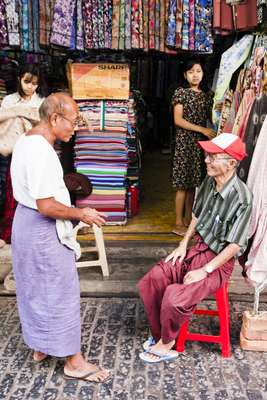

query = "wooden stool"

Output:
[[73, 222, 109, 277], [176, 283, 231, 357]]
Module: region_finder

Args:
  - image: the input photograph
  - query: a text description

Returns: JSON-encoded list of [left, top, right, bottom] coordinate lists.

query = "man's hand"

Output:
[[165, 240, 187, 265], [183, 268, 207, 285], [79, 207, 106, 227]]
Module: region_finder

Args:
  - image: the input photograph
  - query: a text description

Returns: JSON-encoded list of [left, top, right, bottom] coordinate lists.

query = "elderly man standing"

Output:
[[10, 93, 110, 382], [138, 133, 252, 363]]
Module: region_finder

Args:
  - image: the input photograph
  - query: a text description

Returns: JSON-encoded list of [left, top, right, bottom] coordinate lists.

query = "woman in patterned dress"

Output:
[[172, 58, 216, 235]]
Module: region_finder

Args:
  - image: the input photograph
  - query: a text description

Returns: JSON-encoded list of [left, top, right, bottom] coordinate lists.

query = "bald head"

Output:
[[39, 92, 78, 122]]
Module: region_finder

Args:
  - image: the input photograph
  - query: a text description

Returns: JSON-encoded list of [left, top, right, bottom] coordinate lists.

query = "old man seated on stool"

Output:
[[138, 133, 252, 363]]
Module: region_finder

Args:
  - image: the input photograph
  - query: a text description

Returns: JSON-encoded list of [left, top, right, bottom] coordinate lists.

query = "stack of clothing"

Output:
[[0, 78, 7, 104], [74, 100, 129, 224]]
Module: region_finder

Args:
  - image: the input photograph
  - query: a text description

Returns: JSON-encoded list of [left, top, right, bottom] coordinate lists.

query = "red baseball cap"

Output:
[[198, 133, 247, 161]]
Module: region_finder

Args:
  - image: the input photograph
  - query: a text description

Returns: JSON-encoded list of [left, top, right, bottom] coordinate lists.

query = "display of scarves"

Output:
[[194, 0, 213, 53], [232, 89, 255, 136], [50, 0, 76, 48], [181, 0, 189, 50], [175, 0, 182, 48], [83, 0, 93, 49], [4, 0, 20, 46], [119, 0, 126, 50], [166, 0, 176, 47], [213, 35, 254, 129], [154, 0, 160, 50], [76, 0, 85, 50], [111, 0, 120, 49], [148, 0, 156, 49]]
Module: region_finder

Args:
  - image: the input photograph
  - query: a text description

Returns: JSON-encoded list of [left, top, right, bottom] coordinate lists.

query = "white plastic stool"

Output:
[[73, 222, 109, 277]]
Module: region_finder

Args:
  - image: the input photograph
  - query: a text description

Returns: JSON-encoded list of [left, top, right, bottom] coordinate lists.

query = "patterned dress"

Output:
[[172, 87, 213, 190]]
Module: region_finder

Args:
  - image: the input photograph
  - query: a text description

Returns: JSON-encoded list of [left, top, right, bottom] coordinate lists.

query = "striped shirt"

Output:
[[193, 174, 252, 255]]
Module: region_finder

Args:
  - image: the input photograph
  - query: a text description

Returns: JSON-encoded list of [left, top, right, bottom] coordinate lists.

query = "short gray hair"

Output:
[[39, 92, 73, 121]]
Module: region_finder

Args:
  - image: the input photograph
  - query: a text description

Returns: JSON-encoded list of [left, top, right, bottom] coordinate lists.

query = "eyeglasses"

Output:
[[204, 153, 232, 163], [57, 113, 80, 128]]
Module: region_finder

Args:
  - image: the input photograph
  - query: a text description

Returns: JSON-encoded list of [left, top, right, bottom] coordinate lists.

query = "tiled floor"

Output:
[[0, 297, 267, 400]]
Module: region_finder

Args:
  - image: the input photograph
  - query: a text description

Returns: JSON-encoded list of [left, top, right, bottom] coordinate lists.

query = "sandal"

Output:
[[63, 367, 111, 383], [172, 225, 187, 236], [139, 349, 178, 364]]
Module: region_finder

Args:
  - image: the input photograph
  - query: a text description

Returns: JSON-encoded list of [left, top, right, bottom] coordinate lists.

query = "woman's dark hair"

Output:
[[180, 58, 209, 93], [17, 63, 47, 98]]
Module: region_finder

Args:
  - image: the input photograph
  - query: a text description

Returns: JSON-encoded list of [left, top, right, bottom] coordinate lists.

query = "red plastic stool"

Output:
[[176, 283, 231, 357]]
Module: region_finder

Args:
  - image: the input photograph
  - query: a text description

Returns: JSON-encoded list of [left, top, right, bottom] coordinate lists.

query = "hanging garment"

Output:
[[0, 0, 8, 46], [5, 0, 20, 46], [217, 89, 233, 135], [181, 0, 189, 50], [91, 0, 100, 48], [111, 0, 120, 49], [50, 0, 76, 48], [175, 0, 182, 48], [83, 0, 94, 49], [119, 0, 126, 50], [125, 0, 131, 49], [131, 0, 140, 48], [21, 0, 29, 50], [76, 0, 85, 50], [237, 97, 255, 140], [213, 35, 254, 129], [232, 89, 255, 136], [188, 0, 195, 50], [154, 0, 160, 50], [143, 0, 149, 51], [166, 0, 176, 47], [194, 0, 213, 53], [39, 0, 47, 46], [244, 116, 267, 285], [32, 0, 40, 52], [238, 93, 267, 183], [159, 0, 165, 51], [148, 0, 156, 49]]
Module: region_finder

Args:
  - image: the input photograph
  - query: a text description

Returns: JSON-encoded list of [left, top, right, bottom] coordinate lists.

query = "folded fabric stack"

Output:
[[127, 94, 141, 187], [0, 78, 7, 105], [75, 100, 129, 224]]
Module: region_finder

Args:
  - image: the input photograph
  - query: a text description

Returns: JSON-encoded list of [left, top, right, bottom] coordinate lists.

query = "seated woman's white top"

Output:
[[1, 92, 44, 108], [11, 134, 81, 258]]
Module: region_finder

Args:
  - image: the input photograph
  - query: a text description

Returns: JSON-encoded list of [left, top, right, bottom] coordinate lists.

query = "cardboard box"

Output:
[[67, 63, 130, 100], [242, 310, 267, 332], [240, 330, 267, 351]]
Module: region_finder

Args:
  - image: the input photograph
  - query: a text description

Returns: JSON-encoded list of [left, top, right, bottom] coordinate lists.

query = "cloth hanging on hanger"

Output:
[[83, 0, 94, 49], [175, 0, 182, 48], [76, 0, 85, 50], [238, 93, 267, 182], [188, 0, 195, 50], [119, 0, 126, 50], [244, 116, 267, 285], [213, 34, 254, 128], [0, 0, 8, 46], [148, 0, 156, 49], [125, 0, 132, 49], [143, 0, 149, 50]]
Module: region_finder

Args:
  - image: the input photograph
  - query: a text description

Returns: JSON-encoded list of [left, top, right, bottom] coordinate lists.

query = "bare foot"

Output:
[[172, 224, 187, 236], [0, 239, 6, 248], [64, 352, 110, 383], [33, 351, 48, 362]]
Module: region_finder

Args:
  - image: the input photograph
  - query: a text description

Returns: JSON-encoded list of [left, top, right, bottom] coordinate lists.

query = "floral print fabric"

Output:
[[50, 0, 76, 48], [172, 88, 213, 189]]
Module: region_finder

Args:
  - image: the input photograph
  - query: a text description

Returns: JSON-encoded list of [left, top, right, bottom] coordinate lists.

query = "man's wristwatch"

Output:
[[204, 265, 214, 274]]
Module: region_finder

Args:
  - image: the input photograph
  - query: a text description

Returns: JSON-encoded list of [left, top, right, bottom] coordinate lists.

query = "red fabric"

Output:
[[138, 236, 234, 344], [0, 163, 17, 243]]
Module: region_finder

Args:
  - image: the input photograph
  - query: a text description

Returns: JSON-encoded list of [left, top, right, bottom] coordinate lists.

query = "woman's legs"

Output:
[[184, 188, 195, 227]]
